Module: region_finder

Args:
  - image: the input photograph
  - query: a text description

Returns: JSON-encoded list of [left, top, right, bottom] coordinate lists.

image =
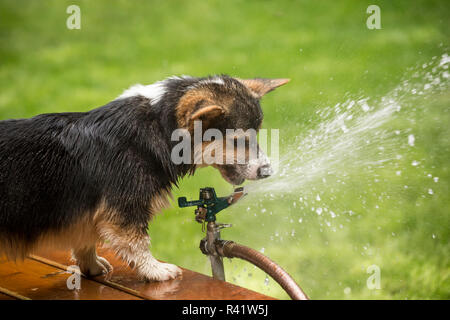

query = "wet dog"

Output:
[[0, 75, 289, 281]]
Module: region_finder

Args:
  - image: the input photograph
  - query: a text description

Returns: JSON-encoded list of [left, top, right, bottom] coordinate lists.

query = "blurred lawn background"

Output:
[[0, 0, 448, 299]]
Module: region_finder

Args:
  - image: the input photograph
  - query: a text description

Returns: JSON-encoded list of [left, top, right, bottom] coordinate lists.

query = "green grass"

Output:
[[0, 0, 449, 299]]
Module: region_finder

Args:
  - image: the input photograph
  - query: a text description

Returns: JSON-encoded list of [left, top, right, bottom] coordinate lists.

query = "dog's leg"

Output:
[[72, 246, 113, 277], [99, 223, 182, 281]]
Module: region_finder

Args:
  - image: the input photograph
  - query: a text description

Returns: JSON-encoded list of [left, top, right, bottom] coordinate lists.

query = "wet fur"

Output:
[[0, 95, 185, 259], [0, 75, 278, 279]]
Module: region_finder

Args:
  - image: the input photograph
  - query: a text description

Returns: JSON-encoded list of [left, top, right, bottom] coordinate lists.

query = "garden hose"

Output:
[[214, 240, 309, 300]]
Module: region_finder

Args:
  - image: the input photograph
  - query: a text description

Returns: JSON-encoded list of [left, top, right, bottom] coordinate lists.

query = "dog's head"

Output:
[[174, 75, 289, 185]]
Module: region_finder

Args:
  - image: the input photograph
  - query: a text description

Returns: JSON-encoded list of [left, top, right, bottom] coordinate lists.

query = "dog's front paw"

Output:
[[78, 256, 113, 277], [139, 262, 182, 281]]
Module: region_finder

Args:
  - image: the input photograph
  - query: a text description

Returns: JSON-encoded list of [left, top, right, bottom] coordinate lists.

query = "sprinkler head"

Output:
[[178, 187, 247, 223], [229, 187, 246, 204]]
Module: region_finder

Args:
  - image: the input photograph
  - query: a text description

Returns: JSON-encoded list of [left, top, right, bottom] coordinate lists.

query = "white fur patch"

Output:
[[117, 75, 225, 104], [117, 75, 195, 103], [117, 81, 166, 103], [187, 76, 225, 90], [199, 77, 225, 86]]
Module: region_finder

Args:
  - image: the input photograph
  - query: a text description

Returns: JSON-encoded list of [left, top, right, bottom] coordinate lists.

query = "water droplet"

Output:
[[408, 134, 415, 146], [347, 101, 355, 109]]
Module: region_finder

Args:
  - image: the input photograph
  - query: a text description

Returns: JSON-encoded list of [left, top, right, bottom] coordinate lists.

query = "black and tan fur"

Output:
[[0, 75, 288, 280]]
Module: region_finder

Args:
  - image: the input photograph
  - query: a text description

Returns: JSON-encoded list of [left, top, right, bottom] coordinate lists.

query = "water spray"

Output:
[[178, 187, 309, 300]]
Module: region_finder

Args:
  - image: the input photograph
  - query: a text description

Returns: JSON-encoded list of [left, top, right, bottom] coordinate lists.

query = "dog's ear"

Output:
[[238, 78, 290, 98], [176, 88, 226, 129], [185, 104, 225, 130], [190, 105, 224, 122]]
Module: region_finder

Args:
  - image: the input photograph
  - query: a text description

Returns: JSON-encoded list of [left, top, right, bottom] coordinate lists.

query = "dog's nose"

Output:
[[256, 164, 272, 179]]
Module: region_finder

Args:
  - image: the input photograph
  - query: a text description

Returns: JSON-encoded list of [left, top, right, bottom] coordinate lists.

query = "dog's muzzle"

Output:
[[256, 164, 273, 179]]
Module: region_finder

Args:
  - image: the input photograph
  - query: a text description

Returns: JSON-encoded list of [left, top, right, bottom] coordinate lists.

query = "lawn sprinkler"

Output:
[[178, 187, 309, 300], [178, 187, 245, 225]]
